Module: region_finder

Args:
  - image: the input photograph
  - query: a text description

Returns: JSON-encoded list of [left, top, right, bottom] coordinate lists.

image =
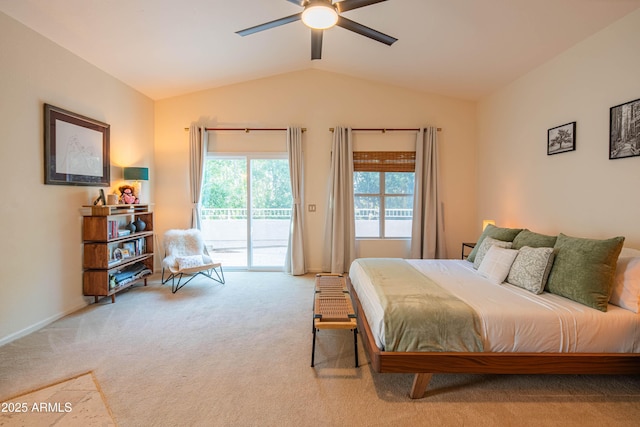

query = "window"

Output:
[[353, 152, 415, 238]]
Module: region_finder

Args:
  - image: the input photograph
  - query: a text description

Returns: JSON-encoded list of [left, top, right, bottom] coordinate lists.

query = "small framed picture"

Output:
[[113, 248, 124, 260], [547, 122, 576, 155], [122, 242, 136, 256], [93, 189, 106, 206], [609, 97, 640, 160]]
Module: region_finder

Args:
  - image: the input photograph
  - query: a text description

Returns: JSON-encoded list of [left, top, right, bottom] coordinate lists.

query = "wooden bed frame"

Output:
[[346, 276, 640, 399]]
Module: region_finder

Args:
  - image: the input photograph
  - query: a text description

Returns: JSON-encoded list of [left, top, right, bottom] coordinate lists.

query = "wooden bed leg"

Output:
[[410, 373, 433, 399]]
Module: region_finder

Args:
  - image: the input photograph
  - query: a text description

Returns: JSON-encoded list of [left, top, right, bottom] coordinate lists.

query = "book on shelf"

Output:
[[135, 237, 146, 255], [108, 220, 118, 239]]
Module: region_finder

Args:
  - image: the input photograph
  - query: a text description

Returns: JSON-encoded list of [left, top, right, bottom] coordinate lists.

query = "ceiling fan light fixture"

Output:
[[301, 1, 339, 30]]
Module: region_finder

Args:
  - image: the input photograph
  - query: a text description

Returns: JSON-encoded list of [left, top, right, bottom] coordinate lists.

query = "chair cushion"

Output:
[[176, 255, 206, 270]]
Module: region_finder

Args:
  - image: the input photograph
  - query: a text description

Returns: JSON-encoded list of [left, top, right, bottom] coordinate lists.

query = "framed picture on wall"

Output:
[[609, 97, 640, 160], [547, 122, 576, 155], [44, 103, 111, 186]]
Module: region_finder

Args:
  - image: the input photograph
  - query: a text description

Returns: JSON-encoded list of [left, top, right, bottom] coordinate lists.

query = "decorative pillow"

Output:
[[507, 246, 555, 294], [473, 237, 513, 269], [546, 233, 625, 312], [512, 229, 557, 250], [176, 255, 206, 270], [609, 256, 640, 313], [467, 224, 523, 263], [477, 245, 519, 285]]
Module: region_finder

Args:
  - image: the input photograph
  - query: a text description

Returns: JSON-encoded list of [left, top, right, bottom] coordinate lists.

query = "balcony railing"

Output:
[[201, 208, 291, 220], [201, 207, 413, 220], [354, 208, 412, 219]]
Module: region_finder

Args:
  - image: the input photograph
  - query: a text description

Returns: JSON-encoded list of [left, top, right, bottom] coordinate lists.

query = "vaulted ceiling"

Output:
[[1, 0, 639, 101]]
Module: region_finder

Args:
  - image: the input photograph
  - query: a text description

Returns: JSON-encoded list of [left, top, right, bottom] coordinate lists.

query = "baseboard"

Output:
[[0, 300, 89, 347]]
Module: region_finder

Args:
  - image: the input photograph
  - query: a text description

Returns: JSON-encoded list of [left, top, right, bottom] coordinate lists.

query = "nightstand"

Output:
[[461, 242, 476, 260]]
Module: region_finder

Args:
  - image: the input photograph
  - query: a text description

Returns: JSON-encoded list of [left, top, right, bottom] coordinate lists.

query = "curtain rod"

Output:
[[184, 127, 306, 132], [329, 127, 441, 132]]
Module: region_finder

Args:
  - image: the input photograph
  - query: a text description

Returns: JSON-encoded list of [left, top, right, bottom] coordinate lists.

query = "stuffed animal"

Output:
[[118, 185, 139, 204]]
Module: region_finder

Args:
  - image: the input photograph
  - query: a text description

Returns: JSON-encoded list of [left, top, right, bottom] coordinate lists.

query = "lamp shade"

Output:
[[482, 219, 496, 230], [123, 167, 149, 181]]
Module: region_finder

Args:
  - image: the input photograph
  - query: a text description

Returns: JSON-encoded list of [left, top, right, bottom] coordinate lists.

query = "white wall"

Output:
[[154, 69, 478, 271], [477, 9, 640, 248], [0, 12, 155, 344]]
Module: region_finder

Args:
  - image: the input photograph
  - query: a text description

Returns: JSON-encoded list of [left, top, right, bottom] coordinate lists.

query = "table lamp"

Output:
[[123, 167, 149, 203], [482, 219, 496, 230]]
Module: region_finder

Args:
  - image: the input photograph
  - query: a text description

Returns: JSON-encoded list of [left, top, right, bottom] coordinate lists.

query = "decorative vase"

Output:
[[133, 218, 146, 232], [126, 222, 136, 233]]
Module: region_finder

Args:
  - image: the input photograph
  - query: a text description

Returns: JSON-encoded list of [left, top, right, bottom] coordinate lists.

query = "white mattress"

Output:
[[349, 259, 640, 353]]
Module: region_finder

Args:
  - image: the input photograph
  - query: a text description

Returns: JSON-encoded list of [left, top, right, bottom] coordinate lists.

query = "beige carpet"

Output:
[[0, 372, 115, 426], [1, 272, 639, 427]]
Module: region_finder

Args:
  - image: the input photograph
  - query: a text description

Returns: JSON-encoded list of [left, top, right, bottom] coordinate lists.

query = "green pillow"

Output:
[[467, 224, 523, 263], [546, 233, 625, 312], [512, 229, 557, 249]]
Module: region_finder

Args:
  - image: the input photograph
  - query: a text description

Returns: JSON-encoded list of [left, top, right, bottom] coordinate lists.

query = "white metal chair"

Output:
[[161, 229, 225, 293]]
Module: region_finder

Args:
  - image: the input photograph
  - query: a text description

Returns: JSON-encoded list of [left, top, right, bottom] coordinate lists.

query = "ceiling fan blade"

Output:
[[286, 0, 306, 6], [335, 0, 388, 13], [336, 16, 397, 46], [236, 13, 302, 36], [311, 29, 323, 60]]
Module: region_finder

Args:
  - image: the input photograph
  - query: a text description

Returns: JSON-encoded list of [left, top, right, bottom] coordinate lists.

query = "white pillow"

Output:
[[609, 256, 640, 313], [176, 255, 206, 270], [507, 246, 555, 294], [478, 245, 519, 285], [473, 237, 513, 269]]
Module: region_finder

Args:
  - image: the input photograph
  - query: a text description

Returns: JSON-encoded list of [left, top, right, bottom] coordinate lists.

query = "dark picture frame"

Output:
[[44, 103, 110, 186], [609, 97, 640, 160], [547, 121, 576, 155]]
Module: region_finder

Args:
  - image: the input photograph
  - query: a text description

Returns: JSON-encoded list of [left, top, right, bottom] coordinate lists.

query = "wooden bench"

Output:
[[311, 274, 358, 368]]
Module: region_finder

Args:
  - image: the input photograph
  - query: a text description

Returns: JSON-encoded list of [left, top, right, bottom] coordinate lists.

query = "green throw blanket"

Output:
[[357, 258, 484, 352]]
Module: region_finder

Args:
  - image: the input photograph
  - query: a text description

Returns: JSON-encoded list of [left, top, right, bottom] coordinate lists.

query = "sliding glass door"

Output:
[[200, 155, 291, 270]]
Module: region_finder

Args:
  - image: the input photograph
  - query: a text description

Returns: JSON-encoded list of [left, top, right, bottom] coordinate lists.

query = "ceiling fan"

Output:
[[236, 0, 397, 60]]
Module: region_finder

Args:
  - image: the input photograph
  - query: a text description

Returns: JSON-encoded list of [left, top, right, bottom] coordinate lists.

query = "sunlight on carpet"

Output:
[[0, 372, 115, 427]]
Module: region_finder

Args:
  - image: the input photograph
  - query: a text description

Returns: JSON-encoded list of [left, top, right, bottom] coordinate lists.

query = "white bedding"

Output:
[[349, 259, 640, 353]]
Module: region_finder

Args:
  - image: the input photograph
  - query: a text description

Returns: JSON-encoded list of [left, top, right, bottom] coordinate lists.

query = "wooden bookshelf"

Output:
[[82, 204, 154, 303]]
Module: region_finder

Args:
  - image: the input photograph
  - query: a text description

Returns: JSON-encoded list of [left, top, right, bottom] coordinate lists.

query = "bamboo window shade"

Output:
[[353, 151, 416, 172]]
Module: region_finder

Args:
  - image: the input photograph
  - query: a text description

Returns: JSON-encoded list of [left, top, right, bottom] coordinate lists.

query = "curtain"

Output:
[[189, 125, 207, 229], [322, 127, 356, 273], [285, 127, 306, 275], [411, 127, 447, 259]]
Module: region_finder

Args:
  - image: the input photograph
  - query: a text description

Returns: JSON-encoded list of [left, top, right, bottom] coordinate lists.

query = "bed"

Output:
[[347, 227, 640, 399]]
